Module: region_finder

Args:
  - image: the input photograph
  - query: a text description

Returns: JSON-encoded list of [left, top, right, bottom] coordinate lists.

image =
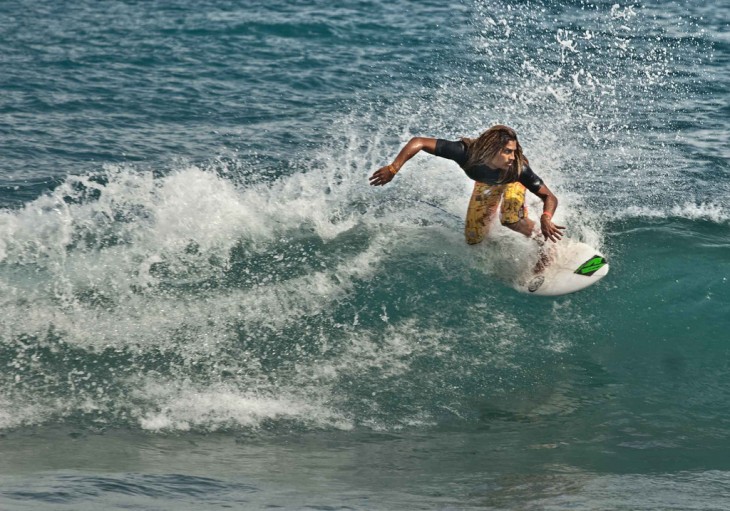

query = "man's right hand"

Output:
[[369, 165, 396, 186]]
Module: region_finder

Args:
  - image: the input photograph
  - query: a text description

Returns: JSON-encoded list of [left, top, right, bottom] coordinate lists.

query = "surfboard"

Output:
[[518, 240, 609, 296]]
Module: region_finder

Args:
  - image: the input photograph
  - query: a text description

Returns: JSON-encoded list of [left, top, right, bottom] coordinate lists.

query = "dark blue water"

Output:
[[1, 0, 729, 509]]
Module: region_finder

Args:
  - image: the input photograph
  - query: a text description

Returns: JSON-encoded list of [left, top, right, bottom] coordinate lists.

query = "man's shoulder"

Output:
[[435, 139, 468, 164]]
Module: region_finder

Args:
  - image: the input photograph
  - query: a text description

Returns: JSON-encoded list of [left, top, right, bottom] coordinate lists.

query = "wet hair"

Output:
[[461, 125, 526, 183]]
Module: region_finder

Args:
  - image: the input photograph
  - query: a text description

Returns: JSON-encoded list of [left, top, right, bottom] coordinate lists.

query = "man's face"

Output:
[[490, 140, 517, 171]]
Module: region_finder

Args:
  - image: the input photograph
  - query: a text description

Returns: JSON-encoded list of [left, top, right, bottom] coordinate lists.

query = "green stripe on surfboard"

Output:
[[575, 255, 607, 276]]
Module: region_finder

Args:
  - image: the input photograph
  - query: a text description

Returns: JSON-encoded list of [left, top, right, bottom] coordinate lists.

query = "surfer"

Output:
[[369, 125, 565, 254]]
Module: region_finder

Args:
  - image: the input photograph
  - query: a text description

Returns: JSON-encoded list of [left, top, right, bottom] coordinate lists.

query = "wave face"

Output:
[[0, 0, 728, 446]]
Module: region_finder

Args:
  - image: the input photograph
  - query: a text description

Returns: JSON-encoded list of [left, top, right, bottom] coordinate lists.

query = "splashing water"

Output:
[[0, 0, 724, 435]]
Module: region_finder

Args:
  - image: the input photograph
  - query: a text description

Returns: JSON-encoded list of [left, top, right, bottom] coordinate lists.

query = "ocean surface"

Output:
[[1, 0, 728, 509]]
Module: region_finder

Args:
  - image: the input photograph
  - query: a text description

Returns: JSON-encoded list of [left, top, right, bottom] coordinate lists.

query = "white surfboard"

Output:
[[518, 240, 609, 296]]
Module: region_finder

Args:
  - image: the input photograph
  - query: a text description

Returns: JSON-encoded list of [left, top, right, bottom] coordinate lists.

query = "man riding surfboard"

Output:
[[369, 125, 565, 271]]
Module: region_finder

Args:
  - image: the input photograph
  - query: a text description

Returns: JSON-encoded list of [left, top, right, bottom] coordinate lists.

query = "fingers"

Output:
[[369, 167, 393, 186], [548, 230, 563, 242], [368, 170, 386, 186], [542, 222, 566, 242]]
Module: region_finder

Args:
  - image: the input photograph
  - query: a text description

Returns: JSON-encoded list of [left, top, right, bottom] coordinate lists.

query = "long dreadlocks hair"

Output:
[[461, 125, 527, 184]]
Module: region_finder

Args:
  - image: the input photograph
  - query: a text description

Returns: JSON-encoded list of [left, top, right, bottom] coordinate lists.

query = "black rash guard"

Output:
[[434, 139, 544, 194]]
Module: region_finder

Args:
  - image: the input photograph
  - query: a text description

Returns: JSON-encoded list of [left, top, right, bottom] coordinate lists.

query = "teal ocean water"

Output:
[[1, 0, 729, 508]]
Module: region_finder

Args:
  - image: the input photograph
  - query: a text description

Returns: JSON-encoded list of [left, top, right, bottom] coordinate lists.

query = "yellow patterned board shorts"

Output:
[[464, 181, 527, 245]]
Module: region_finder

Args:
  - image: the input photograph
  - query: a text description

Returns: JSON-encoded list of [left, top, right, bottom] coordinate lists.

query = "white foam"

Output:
[[615, 202, 730, 223], [135, 380, 352, 432], [0, 395, 47, 430], [1, 0, 711, 433]]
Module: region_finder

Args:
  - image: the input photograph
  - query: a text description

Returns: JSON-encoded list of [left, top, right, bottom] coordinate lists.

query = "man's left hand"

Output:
[[541, 216, 565, 242]]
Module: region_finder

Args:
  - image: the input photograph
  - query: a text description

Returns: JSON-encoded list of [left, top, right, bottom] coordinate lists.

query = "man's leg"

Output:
[[464, 182, 502, 245], [500, 183, 554, 273], [499, 182, 532, 235]]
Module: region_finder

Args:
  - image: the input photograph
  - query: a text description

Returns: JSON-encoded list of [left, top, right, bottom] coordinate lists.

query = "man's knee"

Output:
[[502, 218, 534, 237], [500, 203, 526, 226], [500, 183, 526, 225], [465, 227, 484, 245]]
